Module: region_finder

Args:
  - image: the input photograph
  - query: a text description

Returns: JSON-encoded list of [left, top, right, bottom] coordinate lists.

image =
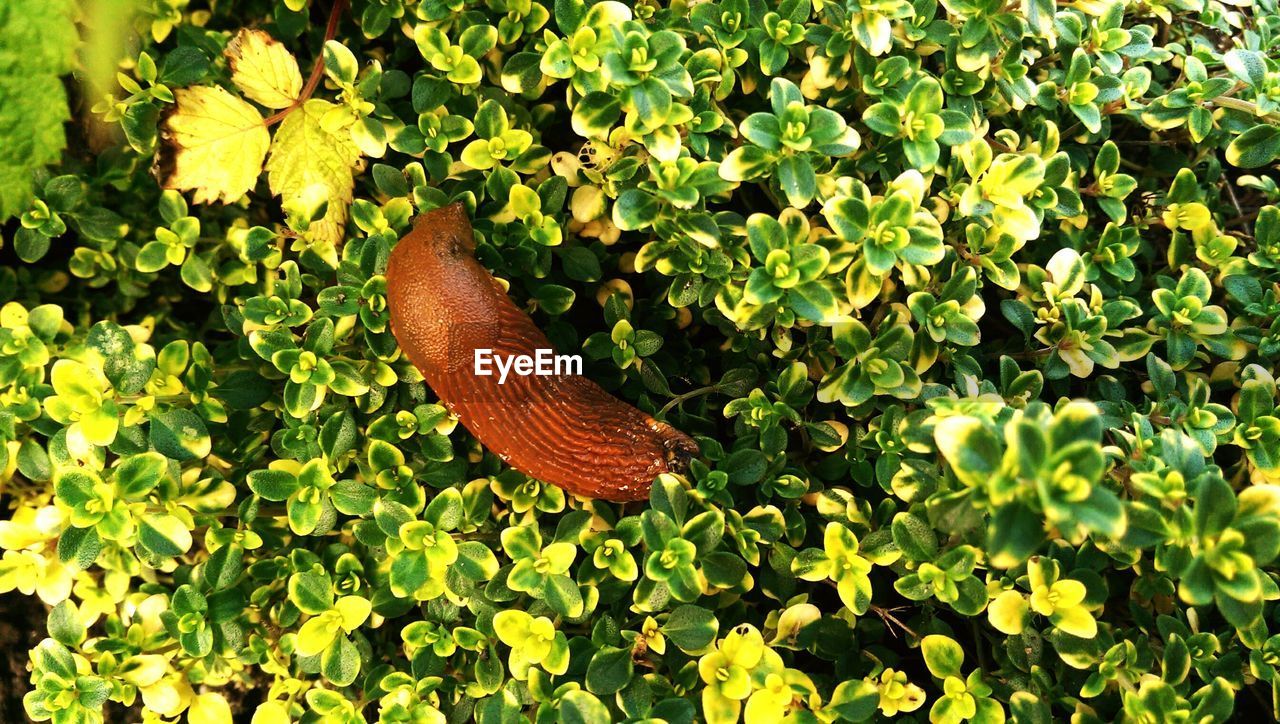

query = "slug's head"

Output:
[[407, 202, 476, 257]]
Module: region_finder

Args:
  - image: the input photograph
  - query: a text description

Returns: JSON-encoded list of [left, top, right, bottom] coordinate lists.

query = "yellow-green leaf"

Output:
[[226, 29, 302, 110], [493, 609, 532, 646], [265, 99, 360, 246], [138, 514, 193, 557], [987, 590, 1028, 635], [188, 693, 234, 724], [296, 613, 339, 656], [162, 85, 270, 204], [1051, 605, 1098, 638], [334, 595, 371, 632], [250, 702, 292, 724]]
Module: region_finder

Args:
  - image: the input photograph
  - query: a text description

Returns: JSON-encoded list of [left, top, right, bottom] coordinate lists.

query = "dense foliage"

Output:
[[4, 0, 1280, 721]]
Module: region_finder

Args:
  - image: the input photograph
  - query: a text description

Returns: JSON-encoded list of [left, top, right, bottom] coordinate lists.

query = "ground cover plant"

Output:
[[3, 0, 1280, 721]]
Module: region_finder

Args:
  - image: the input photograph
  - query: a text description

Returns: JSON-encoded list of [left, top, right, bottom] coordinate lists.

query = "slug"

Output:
[[386, 202, 697, 502]]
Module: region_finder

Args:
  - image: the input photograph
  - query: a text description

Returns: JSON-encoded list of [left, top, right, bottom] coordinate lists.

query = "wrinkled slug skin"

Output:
[[386, 203, 698, 502]]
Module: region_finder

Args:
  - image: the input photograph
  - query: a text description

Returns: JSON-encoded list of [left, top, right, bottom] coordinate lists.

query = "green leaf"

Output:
[[248, 468, 299, 501], [135, 241, 172, 272], [160, 47, 210, 85], [921, 634, 965, 679], [788, 281, 837, 323], [892, 513, 939, 561], [572, 92, 621, 138], [47, 601, 84, 647], [459, 24, 497, 58], [14, 228, 52, 262], [559, 691, 611, 724], [988, 502, 1044, 568], [862, 103, 901, 136], [1195, 475, 1235, 538], [1190, 678, 1235, 722], [288, 495, 326, 535], [455, 541, 500, 581], [32, 639, 76, 680], [289, 569, 335, 614], [54, 469, 97, 508], [87, 321, 152, 394], [204, 543, 244, 590], [423, 487, 464, 530], [149, 408, 211, 461], [612, 188, 660, 231], [740, 113, 782, 150], [0, 0, 77, 220], [586, 645, 634, 695], [661, 605, 718, 652], [721, 449, 767, 486], [1009, 692, 1052, 724], [321, 634, 360, 686], [115, 452, 168, 499], [827, 679, 881, 722], [57, 526, 101, 569], [138, 514, 194, 557], [629, 78, 672, 132], [718, 145, 774, 182], [390, 550, 429, 598], [776, 155, 817, 207], [1226, 125, 1280, 168], [934, 416, 1001, 488], [1224, 50, 1266, 88], [544, 574, 584, 617], [681, 510, 724, 554], [16, 439, 51, 482]]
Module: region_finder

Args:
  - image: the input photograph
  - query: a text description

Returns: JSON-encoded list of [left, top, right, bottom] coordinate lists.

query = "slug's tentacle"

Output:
[[386, 202, 698, 502]]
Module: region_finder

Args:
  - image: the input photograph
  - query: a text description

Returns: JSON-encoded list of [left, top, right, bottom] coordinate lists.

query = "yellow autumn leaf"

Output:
[[162, 85, 269, 204], [226, 29, 302, 110], [250, 701, 292, 724], [266, 99, 360, 246], [188, 692, 234, 724]]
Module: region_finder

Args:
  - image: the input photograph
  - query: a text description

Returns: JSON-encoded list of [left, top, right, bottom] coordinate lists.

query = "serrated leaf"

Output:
[[0, 0, 77, 220], [266, 99, 360, 245], [162, 85, 270, 204], [226, 29, 302, 109]]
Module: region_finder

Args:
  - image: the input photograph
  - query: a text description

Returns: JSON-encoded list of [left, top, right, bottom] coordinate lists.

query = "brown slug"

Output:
[[386, 202, 697, 502]]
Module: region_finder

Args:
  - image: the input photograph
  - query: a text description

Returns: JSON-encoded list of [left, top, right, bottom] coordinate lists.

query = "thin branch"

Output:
[[1210, 95, 1280, 121], [264, 0, 349, 127], [870, 605, 920, 639], [1223, 179, 1254, 237], [658, 383, 720, 418]]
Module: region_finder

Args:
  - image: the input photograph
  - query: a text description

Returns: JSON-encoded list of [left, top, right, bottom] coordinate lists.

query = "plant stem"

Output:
[[1211, 95, 1278, 120], [264, 0, 350, 128], [658, 383, 721, 418], [870, 604, 919, 639]]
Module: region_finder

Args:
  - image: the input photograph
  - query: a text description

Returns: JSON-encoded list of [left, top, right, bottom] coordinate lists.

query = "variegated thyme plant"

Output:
[[3, 0, 1280, 722]]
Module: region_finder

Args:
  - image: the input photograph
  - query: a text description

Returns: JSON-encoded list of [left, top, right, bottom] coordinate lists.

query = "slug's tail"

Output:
[[650, 418, 699, 474]]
